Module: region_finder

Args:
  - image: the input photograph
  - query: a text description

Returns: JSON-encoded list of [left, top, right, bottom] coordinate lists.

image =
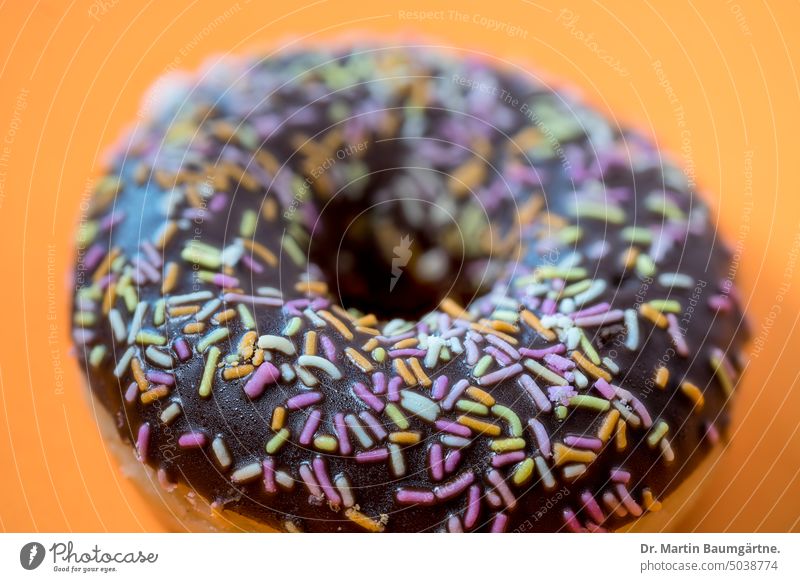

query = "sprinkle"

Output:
[[396, 488, 435, 505], [345, 508, 385, 532], [709, 348, 735, 395], [434, 471, 475, 500], [400, 390, 440, 422], [442, 379, 469, 411], [108, 309, 126, 342], [265, 429, 290, 454], [487, 469, 517, 509], [359, 410, 388, 440], [457, 415, 501, 436], [490, 438, 526, 452], [435, 419, 472, 438], [384, 403, 409, 430], [569, 394, 611, 412], [345, 347, 374, 373], [655, 366, 669, 389], [298, 464, 323, 499], [477, 363, 523, 386], [126, 301, 148, 344], [407, 357, 432, 387], [312, 457, 341, 505], [317, 310, 353, 340], [534, 456, 557, 490], [570, 351, 612, 382], [597, 409, 621, 442], [196, 328, 229, 352], [439, 298, 474, 321], [136, 423, 150, 462], [297, 355, 342, 380], [524, 358, 569, 386], [112, 347, 136, 378], [554, 443, 597, 466], [345, 414, 373, 448], [520, 310, 557, 340], [179, 432, 207, 448], [198, 346, 221, 397], [681, 381, 705, 409], [388, 443, 406, 476], [256, 335, 296, 355], [491, 405, 523, 436], [195, 298, 222, 321], [647, 420, 670, 447], [518, 374, 552, 412], [287, 391, 323, 410], [389, 431, 421, 445]]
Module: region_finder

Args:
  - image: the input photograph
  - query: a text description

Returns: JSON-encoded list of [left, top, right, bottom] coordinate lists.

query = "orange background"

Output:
[[1, 0, 799, 532]]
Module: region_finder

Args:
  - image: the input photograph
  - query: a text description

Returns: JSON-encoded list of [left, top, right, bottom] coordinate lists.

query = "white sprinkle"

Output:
[[424, 337, 445, 369], [400, 390, 440, 422], [602, 357, 619, 374], [280, 363, 296, 382], [297, 355, 342, 380], [113, 347, 136, 378], [441, 435, 471, 448], [108, 309, 126, 343], [335, 475, 354, 508], [166, 291, 213, 305], [275, 470, 294, 489], [231, 462, 262, 484], [221, 242, 244, 267], [294, 365, 319, 387], [658, 272, 694, 289], [126, 302, 148, 344], [303, 308, 327, 328], [195, 299, 222, 322], [257, 335, 297, 355], [159, 402, 182, 425], [212, 437, 232, 470], [145, 345, 173, 368], [448, 337, 463, 354], [388, 443, 406, 477], [624, 309, 639, 350], [256, 286, 283, 298], [566, 327, 582, 350], [345, 414, 373, 448], [574, 280, 606, 305]]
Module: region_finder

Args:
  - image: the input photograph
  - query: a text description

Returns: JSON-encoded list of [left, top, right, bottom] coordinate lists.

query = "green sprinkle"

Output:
[[560, 279, 592, 297], [73, 311, 96, 326], [524, 359, 568, 386], [181, 240, 222, 269], [491, 310, 520, 323], [313, 435, 338, 452], [237, 304, 256, 330], [636, 254, 656, 278], [512, 457, 535, 486], [621, 226, 653, 244], [646, 195, 685, 220], [266, 428, 290, 454], [122, 286, 138, 312], [535, 266, 588, 281], [283, 316, 302, 337], [579, 331, 601, 365], [240, 209, 258, 237], [569, 394, 611, 412], [456, 400, 489, 416], [491, 404, 523, 437], [490, 437, 526, 452], [570, 201, 626, 224], [89, 345, 106, 367], [153, 299, 166, 327], [647, 421, 670, 447], [281, 235, 306, 266], [648, 299, 682, 313], [199, 346, 221, 398], [558, 225, 583, 244], [371, 347, 386, 362], [196, 328, 230, 352], [473, 355, 493, 378], [555, 405, 568, 420], [384, 403, 409, 430], [135, 331, 167, 346]]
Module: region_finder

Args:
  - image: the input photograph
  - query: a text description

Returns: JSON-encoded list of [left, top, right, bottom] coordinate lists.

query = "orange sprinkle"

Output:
[[318, 310, 353, 341], [392, 338, 418, 349], [553, 443, 597, 466], [394, 358, 417, 386], [345, 347, 374, 373], [169, 305, 200, 317], [439, 298, 475, 321], [92, 247, 120, 283], [466, 386, 495, 407], [131, 358, 148, 391], [155, 221, 178, 250], [457, 415, 502, 436], [571, 351, 612, 382], [355, 326, 379, 336], [252, 349, 264, 366], [655, 366, 669, 389], [262, 198, 278, 221], [102, 283, 116, 315], [223, 365, 255, 380], [345, 508, 385, 533], [238, 331, 257, 359], [362, 338, 379, 352], [388, 431, 421, 445], [295, 280, 328, 295], [520, 309, 557, 341], [183, 322, 205, 334], [140, 384, 170, 404], [160, 263, 178, 295], [640, 304, 668, 328], [304, 331, 318, 356], [616, 419, 628, 452], [484, 319, 519, 334], [271, 406, 286, 431], [240, 238, 278, 267], [680, 381, 705, 410], [407, 357, 431, 387], [641, 488, 662, 512], [212, 308, 236, 324], [469, 322, 519, 345], [331, 304, 356, 322], [354, 314, 378, 327], [597, 409, 621, 442], [622, 247, 639, 269]]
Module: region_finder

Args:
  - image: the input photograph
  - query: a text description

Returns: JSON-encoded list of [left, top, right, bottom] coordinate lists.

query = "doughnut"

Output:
[[71, 45, 749, 532]]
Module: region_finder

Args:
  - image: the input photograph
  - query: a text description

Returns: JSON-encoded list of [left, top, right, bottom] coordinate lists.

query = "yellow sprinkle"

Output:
[[394, 358, 417, 386], [318, 310, 353, 340], [655, 366, 669, 389], [710, 352, 735, 396], [313, 435, 338, 452], [271, 407, 286, 431], [553, 443, 597, 466], [345, 347, 374, 373], [304, 331, 317, 356], [199, 347, 221, 397], [222, 364, 254, 380], [512, 458, 535, 486], [457, 415, 502, 436], [388, 431, 421, 445], [571, 351, 612, 382], [616, 419, 628, 452], [520, 309, 557, 341], [101, 283, 116, 315], [252, 349, 264, 366], [439, 297, 474, 321], [238, 331, 258, 359], [407, 357, 431, 387], [484, 319, 519, 334], [466, 386, 495, 407], [490, 437, 526, 452], [597, 409, 621, 442], [640, 304, 669, 328], [680, 381, 705, 409], [345, 508, 385, 532]]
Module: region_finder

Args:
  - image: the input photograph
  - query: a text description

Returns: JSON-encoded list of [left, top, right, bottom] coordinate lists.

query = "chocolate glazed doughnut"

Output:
[[71, 45, 748, 532]]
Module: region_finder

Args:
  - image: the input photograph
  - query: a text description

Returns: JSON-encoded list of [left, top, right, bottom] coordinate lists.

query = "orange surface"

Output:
[[0, 0, 799, 532]]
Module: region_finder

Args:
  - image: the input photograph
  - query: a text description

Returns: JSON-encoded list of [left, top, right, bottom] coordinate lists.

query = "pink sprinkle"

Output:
[[263, 458, 277, 494], [464, 485, 481, 529], [136, 423, 150, 462], [299, 409, 322, 445], [286, 391, 323, 410], [581, 491, 605, 524], [478, 362, 523, 386], [519, 344, 566, 358], [313, 458, 341, 505], [490, 512, 509, 533], [223, 293, 283, 306], [241, 254, 264, 274], [141, 240, 162, 268], [541, 298, 557, 315], [83, 244, 105, 273], [179, 432, 207, 448], [519, 374, 552, 412], [593, 378, 616, 400], [359, 411, 388, 440], [396, 488, 436, 505], [486, 346, 512, 366], [388, 349, 426, 358], [610, 468, 631, 483], [486, 334, 521, 359], [444, 450, 462, 474], [173, 337, 191, 361], [708, 294, 732, 312], [487, 470, 517, 509], [125, 382, 139, 404], [464, 339, 479, 365], [372, 372, 387, 395], [353, 382, 385, 412], [705, 421, 720, 445], [570, 302, 611, 319], [562, 509, 584, 533], [299, 464, 323, 499], [434, 471, 474, 500], [528, 418, 551, 457], [429, 444, 444, 481], [492, 451, 525, 468], [243, 362, 280, 399], [335, 413, 352, 455], [615, 483, 643, 517], [157, 468, 177, 493], [356, 448, 389, 463], [432, 375, 449, 400], [447, 516, 464, 533], [213, 273, 240, 288], [564, 435, 603, 451], [573, 309, 624, 328], [320, 335, 337, 361], [387, 376, 402, 403], [442, 379, 469, 411], [435, 419, 472, 438], [146, 371, 174, 386], [666, 313, 689, 357]]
